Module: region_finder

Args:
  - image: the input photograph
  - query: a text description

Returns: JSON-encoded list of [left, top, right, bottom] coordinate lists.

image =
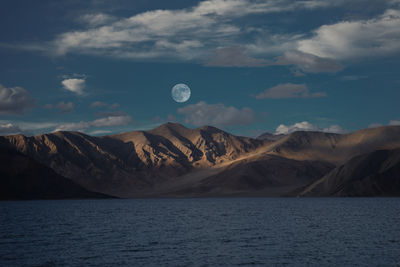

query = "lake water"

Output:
[[1, 198, 399, 267]]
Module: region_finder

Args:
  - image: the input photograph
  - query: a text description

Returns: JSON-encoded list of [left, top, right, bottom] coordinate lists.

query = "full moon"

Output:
[[171, 83, 191, 103]]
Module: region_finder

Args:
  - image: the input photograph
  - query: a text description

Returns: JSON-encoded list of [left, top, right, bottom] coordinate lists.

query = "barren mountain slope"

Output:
[[299, 148, 400, 197], [267, 126, 400, 164]]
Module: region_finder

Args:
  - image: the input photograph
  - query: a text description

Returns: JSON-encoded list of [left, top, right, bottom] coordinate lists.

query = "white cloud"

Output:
[[255, 83, 326, 99], [0, 120, 60, 136], [88, 129, 112, 135], [322, 125, 346, 134], [298, 9, 400, 60], [61, 78, 86, 95], [368, 123, 384, 128], [0, 84, 34, 114], [275, 121, 346, 134], [389, 120, 400, 126], [178, 101, 254, 127], [55, 114, 132, 131], [0, 112, 132, 135], [49, 0, 351, 62], [91, 115, 132, 127]]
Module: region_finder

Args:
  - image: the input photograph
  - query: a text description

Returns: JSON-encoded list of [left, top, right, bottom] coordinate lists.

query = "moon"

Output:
[[171, 83, 191, 103]]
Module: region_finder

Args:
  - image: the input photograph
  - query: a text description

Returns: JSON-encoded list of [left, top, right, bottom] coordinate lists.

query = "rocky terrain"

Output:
[[1, 123, 400, 198]]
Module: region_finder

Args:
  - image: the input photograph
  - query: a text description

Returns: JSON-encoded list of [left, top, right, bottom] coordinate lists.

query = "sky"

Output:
[[0, 0, 400, 137]]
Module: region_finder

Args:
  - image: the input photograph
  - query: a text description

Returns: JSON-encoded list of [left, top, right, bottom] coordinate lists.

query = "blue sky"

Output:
[[0, 0, 399, 136]]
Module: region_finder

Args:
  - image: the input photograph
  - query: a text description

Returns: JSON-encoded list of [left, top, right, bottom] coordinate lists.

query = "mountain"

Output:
[[1, 123, 400, 198], [0, 123, 265, 197], [256, 132, 285, 141], [266, 126, 400, 164], [299, 148, 400, 197], [0, 147, 112, 200]]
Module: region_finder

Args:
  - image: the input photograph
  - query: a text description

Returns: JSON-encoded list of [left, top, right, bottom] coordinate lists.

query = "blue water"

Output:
[[1, 198, 399, 267]]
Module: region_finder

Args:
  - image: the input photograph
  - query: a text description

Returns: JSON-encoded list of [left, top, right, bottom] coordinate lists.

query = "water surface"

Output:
[[1, 198, 399, 266]]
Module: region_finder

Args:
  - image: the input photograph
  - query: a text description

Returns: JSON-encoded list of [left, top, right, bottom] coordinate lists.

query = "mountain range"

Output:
[[1, 122, 400, 199]]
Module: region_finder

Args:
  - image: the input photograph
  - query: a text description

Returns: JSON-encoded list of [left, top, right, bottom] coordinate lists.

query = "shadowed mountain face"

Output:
[[299, 149, 400, 197], [1, 123, 400, 198], [267, 126, 400, 164], [0, 147, 111, 200]]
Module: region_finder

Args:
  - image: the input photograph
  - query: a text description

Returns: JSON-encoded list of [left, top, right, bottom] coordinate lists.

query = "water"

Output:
[[1, 198, 399, 267]]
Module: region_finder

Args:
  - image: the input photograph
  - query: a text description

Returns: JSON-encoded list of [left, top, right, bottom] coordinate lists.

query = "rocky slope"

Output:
[[299, 148, 400, 197]]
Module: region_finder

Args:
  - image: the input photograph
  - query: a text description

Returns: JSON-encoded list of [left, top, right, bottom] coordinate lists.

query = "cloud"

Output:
[[79, 13, 116, 26], [91, 115, 132, 127], [298, 9, 400, 60], [95, 111, 128, 117], [87, 129, 113, 135], [275, 121, 346, 134], [368, 123, 384, 128], [0, 84, 35, 115], [45, 101, 74, 113], [90, 101, 108, 108], [0, 123, 22, 136], [90, 101, 120, 109], [273, 50, 343, 73], [255, 83, 326, 99], [0, 120, 59, 136], [61, 78, 86, 95], [205, 47, 269, 67], [109, 103, 120, 109], [178, 101, 254, 127], [49, 0, 350, 61], [389, 120, 400, 126], [54, 114, 132, 131]]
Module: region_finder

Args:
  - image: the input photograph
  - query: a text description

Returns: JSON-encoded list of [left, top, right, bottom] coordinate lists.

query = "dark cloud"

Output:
[[44, 101, 74, 113], [90, 101, 108, 108], [255, 83, 326, 99], [0, 84, 35, 115]]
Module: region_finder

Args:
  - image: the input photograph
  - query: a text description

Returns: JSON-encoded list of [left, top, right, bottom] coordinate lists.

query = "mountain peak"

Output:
[[155, 122, 188, 130]]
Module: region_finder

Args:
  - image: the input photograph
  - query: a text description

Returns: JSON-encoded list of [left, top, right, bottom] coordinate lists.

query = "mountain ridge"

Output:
[[1, 123, 400, 198]]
